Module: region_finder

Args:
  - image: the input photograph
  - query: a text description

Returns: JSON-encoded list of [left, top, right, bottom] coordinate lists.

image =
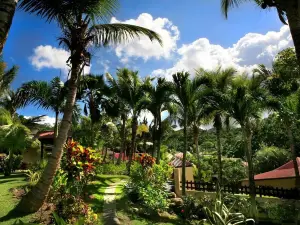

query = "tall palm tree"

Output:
[[0, 61, 18, 96], [107, 68, 151, 173], [146, 77, 172, 164], [196, 67, 235, 186], [17, 77, 66, 138], [225, 74, 266, 217], [171, 71, 208, 195], [0, 0, 18, 55], [16, 0, 161, 212], [220, 0, 300, 64]]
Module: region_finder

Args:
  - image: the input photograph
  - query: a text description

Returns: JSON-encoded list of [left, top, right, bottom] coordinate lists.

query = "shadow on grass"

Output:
[[0, 208, 31, 224], [0, 173, 26, 180]]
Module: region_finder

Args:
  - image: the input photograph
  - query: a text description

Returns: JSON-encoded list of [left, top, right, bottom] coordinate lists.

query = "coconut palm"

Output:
[[0, 61, 18, 96], [146, 77, 172, 164], [171, 71, 209, 195], [0, 108, 31, 176], [196, 67, 236, 186], [0, 0, 18, 54], [220, 0, 300, 64], [107, 68, 151, 174], [17, 77, 66, 138], [16, 0, 161, 212], [224, 74, 267, 217]]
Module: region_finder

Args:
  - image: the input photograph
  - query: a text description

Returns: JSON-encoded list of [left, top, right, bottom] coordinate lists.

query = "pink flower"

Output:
[[181, 209, 184, 213]]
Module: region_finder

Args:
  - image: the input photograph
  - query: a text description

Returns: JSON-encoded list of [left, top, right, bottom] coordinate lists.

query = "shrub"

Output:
[[96, 162, 126, 175], [0, 154, 23, 175]]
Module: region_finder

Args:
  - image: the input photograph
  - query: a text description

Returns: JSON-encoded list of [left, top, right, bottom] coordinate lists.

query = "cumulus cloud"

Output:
[[152, 26, 293, 80], [30, 45, 91, 76], [24, 115, 56, 127], [98, 60, 110, 73], [111, 13, 179, 61]]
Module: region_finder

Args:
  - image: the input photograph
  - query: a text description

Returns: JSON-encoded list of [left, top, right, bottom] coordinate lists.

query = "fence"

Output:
[[181, 180, 300, 199]]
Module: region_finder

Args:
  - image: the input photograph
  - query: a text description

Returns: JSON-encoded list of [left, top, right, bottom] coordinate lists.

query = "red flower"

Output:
[[181, 209, 184, 213]]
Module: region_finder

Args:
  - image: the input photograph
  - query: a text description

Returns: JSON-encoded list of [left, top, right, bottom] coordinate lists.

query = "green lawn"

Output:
[[0, 172, 35, 225]]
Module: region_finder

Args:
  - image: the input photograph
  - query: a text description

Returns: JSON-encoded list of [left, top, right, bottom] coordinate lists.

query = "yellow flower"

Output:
[[93, 214, 98, 220]]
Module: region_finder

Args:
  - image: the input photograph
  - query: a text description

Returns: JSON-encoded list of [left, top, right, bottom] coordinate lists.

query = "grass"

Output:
[[85, 174, 129, 213], [0, 172, 35, 225]]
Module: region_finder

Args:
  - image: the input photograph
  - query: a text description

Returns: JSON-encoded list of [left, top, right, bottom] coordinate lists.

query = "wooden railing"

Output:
[[181, 181, 300, 199]]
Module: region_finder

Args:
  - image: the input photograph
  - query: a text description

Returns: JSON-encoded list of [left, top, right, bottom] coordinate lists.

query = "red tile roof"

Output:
[[170, 152, 193, 168], [37, 131, 54, 139], [254, 157, 300, 180]]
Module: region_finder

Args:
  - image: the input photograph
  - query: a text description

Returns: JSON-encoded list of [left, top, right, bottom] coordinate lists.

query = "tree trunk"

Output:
[[16, 62, 81, 213], [117, 114, 126, 165], [4, 149, 13, 176], [242, 124, 257, 218], [216, 126, 223, 187], [127, 116, 137, 175], [0, 0, 18, 55], [286, 122, 300, 187], [181, 111, 187, 196], [285, 2, 300, 65], [152, 116, 157, 157], [53, 111, 59, 139], [193, 124, 201, 181], [103, 147, 108, 162], [156, 111, 162, 164]]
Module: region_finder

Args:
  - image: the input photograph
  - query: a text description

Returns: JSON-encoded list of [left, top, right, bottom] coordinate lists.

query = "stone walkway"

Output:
[[103, 181, 125, 225]]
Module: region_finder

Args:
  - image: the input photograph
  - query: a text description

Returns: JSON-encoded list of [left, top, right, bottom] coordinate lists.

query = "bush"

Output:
[[127, 155, 172, 214], [253, 146, 291, 174], [0, 154, 23, 175], [96, 162, 126, 175]]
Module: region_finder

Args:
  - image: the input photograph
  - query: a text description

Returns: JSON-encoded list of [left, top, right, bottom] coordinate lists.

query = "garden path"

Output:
[[102, 180, 125, 225]]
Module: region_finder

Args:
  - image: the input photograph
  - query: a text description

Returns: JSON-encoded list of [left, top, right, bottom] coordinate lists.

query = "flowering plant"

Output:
[[136, 153, 155, 168], [62, 140, 101, 183]]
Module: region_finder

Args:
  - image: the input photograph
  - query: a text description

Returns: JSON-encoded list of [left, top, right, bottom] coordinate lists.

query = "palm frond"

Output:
[[89, 23, 162, 47]]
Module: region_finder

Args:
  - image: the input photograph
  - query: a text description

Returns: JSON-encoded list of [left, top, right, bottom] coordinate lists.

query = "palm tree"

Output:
[[146, 77, 172, 164], [107, 68, 151, 174], [220, 0, 300, 64], [0, 61, 18, 96], [0, 108, 31, 176], [17, 77, 66, 138], [16, 0, 161, 212], [0, 0, 18, 54], [225, 74, 266, 217], [171, 71, 208, 195], [196, 67, 235, 186]]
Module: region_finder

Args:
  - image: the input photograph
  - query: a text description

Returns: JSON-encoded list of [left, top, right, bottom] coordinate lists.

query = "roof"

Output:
[[37, 131, 54, 140], [170, 152, 193, 168], [254, 157, 300, 180]]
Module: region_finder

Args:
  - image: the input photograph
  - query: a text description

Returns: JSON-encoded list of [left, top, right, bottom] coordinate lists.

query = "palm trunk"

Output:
[[127, 116, 137, 175], [215, 114, 223, 186], [242, 123, 256, 218], [181, 111, 187, 196], [286, 122, 300, 187], [54, 111, 59, 139], [117, 114, 126, 165], [285, 2, 300, 65], [0, 0, 18, 55], [16, 61, 81, 213], [193, 124, 201, 181], [156, 112, 162, 164], [152, 116, 157, 157]]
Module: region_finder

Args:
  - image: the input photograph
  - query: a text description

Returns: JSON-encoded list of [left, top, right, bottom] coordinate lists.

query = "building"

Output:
[[242, 157, 300, 188]]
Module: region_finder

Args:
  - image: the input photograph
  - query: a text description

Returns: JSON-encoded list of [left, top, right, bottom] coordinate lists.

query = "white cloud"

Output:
[[98, 60, 110, 73], [152, 26, 293, 80], [24, 115, 56, 126], [111, 13, 180, 61], [30, 45, 91, 76]]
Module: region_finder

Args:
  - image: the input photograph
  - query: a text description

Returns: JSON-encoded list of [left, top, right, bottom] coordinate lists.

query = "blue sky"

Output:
[[3, 0, 291, 125]]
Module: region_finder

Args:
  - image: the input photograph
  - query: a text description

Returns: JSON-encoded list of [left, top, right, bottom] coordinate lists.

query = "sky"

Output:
[[3, 0, 293, 126]]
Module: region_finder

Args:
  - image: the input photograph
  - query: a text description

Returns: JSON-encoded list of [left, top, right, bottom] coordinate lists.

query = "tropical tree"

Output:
[[0, 0, 18, 54], [146, 77, 172, 164], [0, 108, 31, 176], [171, 71, 208, 195], [16, 0, 161, 212], [18, 77, 66, 138], [107, 69, 151, 174], [196, 67, 235, 185], [225, 74, 266, 217], [0, 61, 18, 96], [220, 0, 300, 64]]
